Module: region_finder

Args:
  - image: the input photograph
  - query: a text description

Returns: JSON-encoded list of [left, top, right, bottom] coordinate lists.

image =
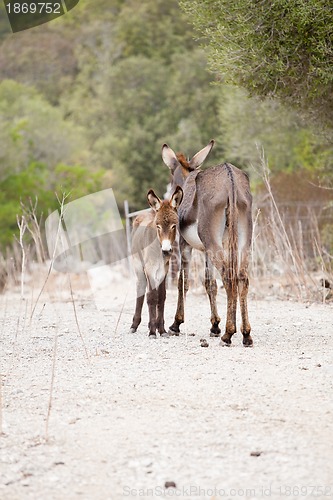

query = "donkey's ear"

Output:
[[170, 185, 183, 209], [189, 140, 215, 169], [162, 144, 181, 173], [147, 189, 162, 211]]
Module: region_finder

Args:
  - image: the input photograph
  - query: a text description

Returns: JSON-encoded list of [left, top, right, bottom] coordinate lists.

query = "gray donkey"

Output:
[[162, 141, 253, 346]]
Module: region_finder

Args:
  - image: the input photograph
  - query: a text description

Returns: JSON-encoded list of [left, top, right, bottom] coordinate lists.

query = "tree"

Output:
[[62, 0, 224, 209], [115, 0, 196, 62], [0, 80, 105, 248], [0, 30, 77, 105], [180, 0, 333, 128], [0, 161, 105, 248], [0, 80, 87, 180], [217, 85, 333, 180]]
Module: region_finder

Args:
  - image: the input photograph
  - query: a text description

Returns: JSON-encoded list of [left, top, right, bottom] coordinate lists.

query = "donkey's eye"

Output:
[[171, 224, 176, 230], [156, 225, 162, 230]]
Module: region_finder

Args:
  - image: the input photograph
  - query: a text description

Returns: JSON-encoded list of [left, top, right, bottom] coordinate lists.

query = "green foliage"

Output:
[[115, 0, 196, 61], [53, 163, 105, 198], [180, 0, 333, 128], [0, 30, 77, 104], [62, 0, 223, 209], [0, 80, 85, 180], [217, 86, 333, 180], [0, 0, 332, 252], [0, 161, 105, 248], [0, 80, 104, 249], [89, 48, 222, 208]]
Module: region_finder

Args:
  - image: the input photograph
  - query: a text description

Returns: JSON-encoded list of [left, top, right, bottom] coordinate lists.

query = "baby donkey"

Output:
[[130, 186, 183, 337]]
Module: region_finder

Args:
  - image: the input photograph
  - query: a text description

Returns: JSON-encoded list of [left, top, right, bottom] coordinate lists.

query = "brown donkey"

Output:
[[130, 186, 183, 338], [162, 141, 253, 346]]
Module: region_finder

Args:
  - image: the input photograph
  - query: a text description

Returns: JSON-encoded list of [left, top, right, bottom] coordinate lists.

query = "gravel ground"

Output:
[[0, 271, 332, 500]]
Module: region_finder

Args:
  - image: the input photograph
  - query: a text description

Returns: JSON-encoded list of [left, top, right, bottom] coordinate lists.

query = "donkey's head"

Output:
[[161, 140, 215, 188], [147, 186, 183, 256]]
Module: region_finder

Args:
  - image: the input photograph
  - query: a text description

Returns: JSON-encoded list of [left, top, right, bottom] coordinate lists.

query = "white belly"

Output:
[[182, 222, 205, 251]]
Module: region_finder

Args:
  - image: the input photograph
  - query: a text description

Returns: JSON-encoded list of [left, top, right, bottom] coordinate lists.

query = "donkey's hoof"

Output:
[[168, 328, 180, 336], [160, 331, 169, 338], [129, 327, 137, 334], [243, 335, 253, 347], [221, 333, 232, 346], [210, 323, 221, 337], [148, 333, 157, 339]]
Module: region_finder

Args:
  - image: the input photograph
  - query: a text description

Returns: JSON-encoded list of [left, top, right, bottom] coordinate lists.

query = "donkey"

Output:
[[161, 141, 253, 346], [130, 186, 183, 337]]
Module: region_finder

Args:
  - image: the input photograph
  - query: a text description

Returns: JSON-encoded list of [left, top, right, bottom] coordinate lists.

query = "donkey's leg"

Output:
[[238, 213, 253, 346], [203, 242, 237, 345], [130, 271, 146, 333], [157, 277, 168, 337], [147, 284, 159, 338], [220, 270, 238, 345], [205, 255, 221, 337], [238, 266, 252, 346], [170, 237, 180, 286], [168, 236, 192, 336], [199, 210, 237, 345]]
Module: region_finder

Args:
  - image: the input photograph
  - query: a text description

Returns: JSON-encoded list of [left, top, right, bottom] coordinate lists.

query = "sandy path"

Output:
[[0, 275, 332, 499]]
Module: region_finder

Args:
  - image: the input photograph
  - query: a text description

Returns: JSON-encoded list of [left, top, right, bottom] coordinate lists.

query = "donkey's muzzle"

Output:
[[161, 239, 172, 257]]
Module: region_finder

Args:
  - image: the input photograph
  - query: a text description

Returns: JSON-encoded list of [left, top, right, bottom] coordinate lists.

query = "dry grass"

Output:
[[0, 177, 332, 304], [251, 152, 333, 302]]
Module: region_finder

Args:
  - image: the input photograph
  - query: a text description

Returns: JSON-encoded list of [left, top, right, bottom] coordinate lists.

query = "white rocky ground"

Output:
[[0, 268, 332, 500]]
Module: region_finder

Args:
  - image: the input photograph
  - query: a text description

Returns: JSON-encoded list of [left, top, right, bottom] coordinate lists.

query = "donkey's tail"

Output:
[[225, 164, 238, 292]]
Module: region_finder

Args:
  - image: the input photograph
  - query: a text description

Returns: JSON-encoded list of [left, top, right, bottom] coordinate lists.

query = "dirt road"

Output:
[[0, 273, 332, 499]]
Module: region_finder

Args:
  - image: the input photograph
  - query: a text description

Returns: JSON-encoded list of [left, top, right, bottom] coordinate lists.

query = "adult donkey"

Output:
[[130, 186, 183, 338], [162, 141, 253, 346]]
